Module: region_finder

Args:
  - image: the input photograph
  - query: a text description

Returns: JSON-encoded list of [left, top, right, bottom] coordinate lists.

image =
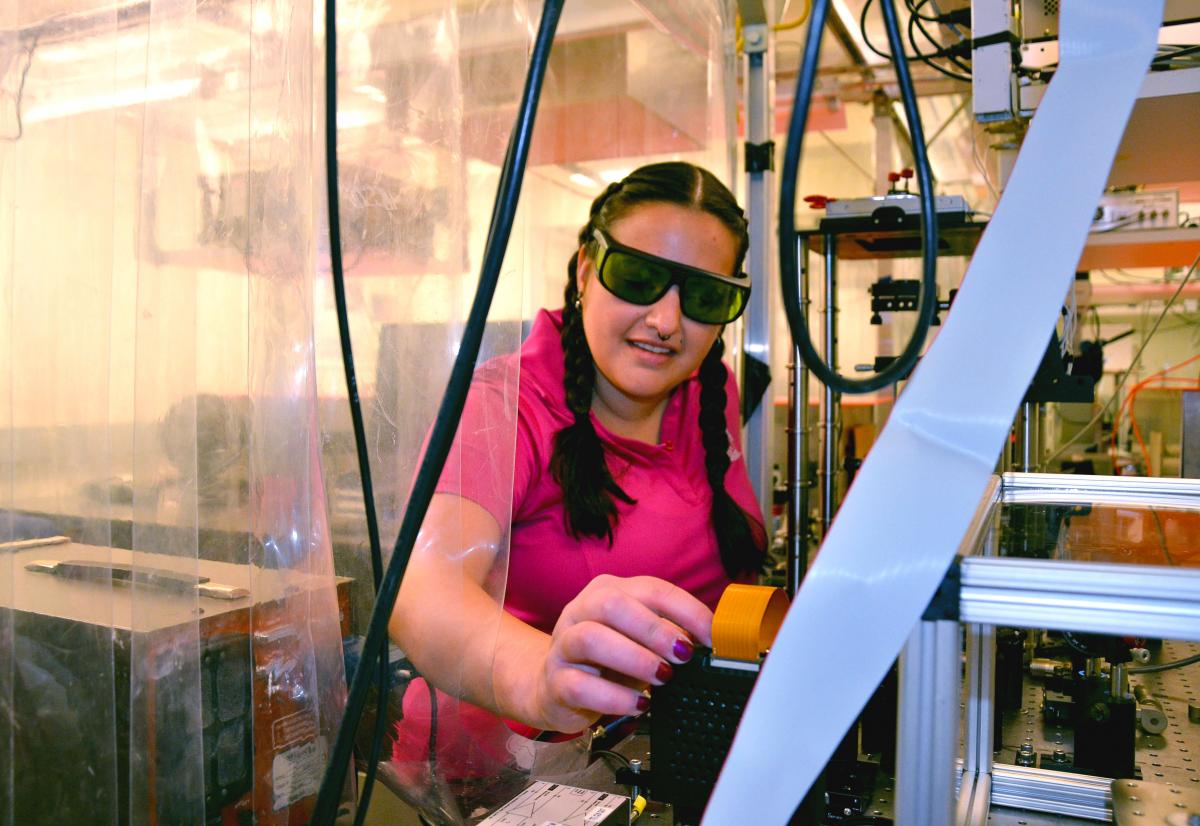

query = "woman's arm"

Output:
[[389, 493, 714, 733]]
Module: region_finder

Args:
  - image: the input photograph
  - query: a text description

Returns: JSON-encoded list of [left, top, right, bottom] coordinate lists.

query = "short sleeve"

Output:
[[433, 358, 531, 531]]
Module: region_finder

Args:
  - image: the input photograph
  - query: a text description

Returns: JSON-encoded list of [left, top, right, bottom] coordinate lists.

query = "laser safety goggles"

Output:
[[592, 228, 751, 325]]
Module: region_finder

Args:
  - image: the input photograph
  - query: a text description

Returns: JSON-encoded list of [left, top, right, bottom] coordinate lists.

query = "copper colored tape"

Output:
[[711, 584, 790, 662]]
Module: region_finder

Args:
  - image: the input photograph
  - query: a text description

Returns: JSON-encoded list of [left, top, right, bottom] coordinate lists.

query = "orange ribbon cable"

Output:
[[711, 584, 790, 662]]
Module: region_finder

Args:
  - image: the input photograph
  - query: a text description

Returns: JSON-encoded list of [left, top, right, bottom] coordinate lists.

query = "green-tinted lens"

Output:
[[602, 251, 671, 304], [682, 276, 745, 324]]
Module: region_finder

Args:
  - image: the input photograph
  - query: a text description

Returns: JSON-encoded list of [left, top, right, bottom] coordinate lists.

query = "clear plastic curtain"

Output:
[[331, 1, 741, 823], [1, 0, 349, 820], [1, 0, 740, 821], [321, 1, 540, 821], [2, 0, 124, 820]]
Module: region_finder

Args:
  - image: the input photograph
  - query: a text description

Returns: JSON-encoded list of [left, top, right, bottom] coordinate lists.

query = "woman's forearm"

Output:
[[388, 538, 552, 728]]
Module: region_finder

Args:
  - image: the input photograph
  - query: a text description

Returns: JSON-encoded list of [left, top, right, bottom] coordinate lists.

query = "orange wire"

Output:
[[1128, 378, 1200, 474], [1112, 377, 1197, 472], [1109, 352, 1200, 474]]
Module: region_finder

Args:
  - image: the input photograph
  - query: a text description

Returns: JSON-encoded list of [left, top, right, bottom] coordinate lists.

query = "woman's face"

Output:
[[575, 202, 740, 416]]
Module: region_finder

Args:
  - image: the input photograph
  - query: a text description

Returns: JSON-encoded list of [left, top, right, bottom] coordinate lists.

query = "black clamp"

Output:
[[745, 141, 775, 174], [922, 557, 962, 622]]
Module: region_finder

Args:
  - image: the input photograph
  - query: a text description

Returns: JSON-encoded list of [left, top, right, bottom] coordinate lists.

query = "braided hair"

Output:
[[548, 162, 763, 577]]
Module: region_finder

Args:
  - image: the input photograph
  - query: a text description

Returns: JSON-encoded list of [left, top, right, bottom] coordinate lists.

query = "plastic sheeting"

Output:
[[2, 0, 738, 822], [324, 2, 740, 824], [2, 0, 349, 820]]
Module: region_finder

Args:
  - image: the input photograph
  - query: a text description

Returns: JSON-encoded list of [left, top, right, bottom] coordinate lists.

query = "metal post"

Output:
[[1020, 401, 1033, 471], [896, 620, 961, 826], [788, 236, 811, 596], [958, 623, 996, 825], [820, 234, 840, 534], [739, 17, 775, 521]]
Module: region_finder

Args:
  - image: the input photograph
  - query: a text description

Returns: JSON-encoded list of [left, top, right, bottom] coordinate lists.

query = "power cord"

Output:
[[309, 0, 565, 822], [781, 0, 940, 393], [321, 0, 393, 821]]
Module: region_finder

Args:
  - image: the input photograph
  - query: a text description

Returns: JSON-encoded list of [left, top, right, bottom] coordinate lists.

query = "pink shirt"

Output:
[[437, 308, 765, 630]]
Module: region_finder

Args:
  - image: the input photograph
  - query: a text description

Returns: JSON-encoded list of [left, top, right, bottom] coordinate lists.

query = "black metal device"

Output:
[[869, 278, 957, 326], [1024, 330, 1095, 404], [649, 649, 827, 825]]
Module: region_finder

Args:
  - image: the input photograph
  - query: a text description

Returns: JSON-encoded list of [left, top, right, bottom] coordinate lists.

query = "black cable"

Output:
[[907, 14, 972, 82], [1151, 44, 1200, 67], [903, 0, 942, 23], [1129, 652, 1200, 675], [859, 0, 896, 63], [309, 0, 564, 821], [591, 749, 633, 769], [860, 0, 968, 78], [907, 1, 972, 79], [322, 0, 392, 820], [783, 0, 940, 394]]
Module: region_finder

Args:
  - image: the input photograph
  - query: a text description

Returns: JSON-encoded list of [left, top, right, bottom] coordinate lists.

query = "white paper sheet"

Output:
[[704, 2, 1165, 821]]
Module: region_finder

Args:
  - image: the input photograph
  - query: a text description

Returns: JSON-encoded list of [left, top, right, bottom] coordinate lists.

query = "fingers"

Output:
[[537, 574, 715, 732], [556, 620, 674, 689], [567, 575, 713, 660], [543, 663, 650, 727], [614, 575, 714, 648]]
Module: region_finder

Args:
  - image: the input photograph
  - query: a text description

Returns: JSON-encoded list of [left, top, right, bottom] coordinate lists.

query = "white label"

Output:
[[476, 781, 624, 826], [271, 737, 326, 811]]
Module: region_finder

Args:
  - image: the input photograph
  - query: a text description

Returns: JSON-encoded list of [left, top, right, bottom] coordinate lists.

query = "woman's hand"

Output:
[[527, 574, 713, 733]]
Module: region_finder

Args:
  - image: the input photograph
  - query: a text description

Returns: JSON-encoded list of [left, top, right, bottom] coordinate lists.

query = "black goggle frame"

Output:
[[590, 228, 750, 325]]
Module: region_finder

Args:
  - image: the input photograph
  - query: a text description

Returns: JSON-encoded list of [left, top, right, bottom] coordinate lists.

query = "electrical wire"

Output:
[[592, 749, 634, 769], [309, 0, 565, 822], [1121, 372, 1200, 475], [1148, 507, 1175, 567], [859, 0, 970, 80], [969, 124, 999, 205], [906, 2, 971, 81], [322, 0, 392, 819], [1040, 252, 1200, 470], [774, 0, 812, 31], [1129, 652, 1200, 674], [781, 0, 940, 393]]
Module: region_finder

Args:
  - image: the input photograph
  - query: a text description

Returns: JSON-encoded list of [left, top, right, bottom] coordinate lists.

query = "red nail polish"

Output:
[[673, 637, 694, 662], [636, 695, 650, 713], [656, 661, 674, 683]]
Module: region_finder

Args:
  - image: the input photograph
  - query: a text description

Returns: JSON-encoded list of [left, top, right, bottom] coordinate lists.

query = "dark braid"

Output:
[[550, 162, 763, 571], [697, 338, 761, 577], [550, 272, 635, 543]]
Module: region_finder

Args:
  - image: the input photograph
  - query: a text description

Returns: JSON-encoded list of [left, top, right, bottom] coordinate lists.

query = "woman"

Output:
[[389, 161, 765, 743]]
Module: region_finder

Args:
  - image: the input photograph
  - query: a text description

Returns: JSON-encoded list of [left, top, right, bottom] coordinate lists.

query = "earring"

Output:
[[573, 295, 582, 311]]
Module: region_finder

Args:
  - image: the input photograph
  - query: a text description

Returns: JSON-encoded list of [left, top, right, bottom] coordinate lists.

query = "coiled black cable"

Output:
[[310, 0, 565, 822], [782, 0, 940, 393], [321, 0, 391, 822]]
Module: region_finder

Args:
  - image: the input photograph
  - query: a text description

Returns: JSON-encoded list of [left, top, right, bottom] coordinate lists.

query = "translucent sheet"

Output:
[[1, 0, 348, 820], [322, 1, 741, 822], [1, 0, 739, 820]]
